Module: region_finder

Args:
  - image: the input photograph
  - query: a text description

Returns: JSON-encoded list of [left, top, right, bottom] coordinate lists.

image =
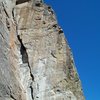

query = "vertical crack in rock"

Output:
[[17, 35, 34, 81], [7, 86, 17, 100], [2, 2, 9, 18], [17, 35, 28, 63], [17, 35, 34, 100], [0, 0, 85, 99], [30, 84, 34, 100]]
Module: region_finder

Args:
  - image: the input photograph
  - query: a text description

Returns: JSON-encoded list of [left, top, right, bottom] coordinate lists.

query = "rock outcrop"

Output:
[[0, 0, 85, 100]]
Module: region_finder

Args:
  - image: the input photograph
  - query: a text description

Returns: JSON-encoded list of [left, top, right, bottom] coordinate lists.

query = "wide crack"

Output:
[[17, 35, 28, 63], [17, 35, 34, 100]]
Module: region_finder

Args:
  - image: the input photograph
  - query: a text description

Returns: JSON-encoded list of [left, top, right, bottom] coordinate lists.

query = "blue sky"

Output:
[[45, 0, 100, 100]]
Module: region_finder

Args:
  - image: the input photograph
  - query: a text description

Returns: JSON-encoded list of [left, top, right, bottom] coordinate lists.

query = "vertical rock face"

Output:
[[0, 0, 85, 100]]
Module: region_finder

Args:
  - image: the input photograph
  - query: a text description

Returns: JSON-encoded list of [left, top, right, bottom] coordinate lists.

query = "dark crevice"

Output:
[[28, 63, 34, 81], [35, 0, 43, 7], [48, 6, 51, 10], [4, 9, 9, 18], [17, 35, 28, 63], [35, 3, 41, 7], [12, 8, 16, 22], [17, 35, 34, 99], [17, 35, 34, 81], [51, 52, 57, 58], [52, 24, 57, 28], [43, 21, 46, 24], [16, 0, 31, 5], [6, 86, 16, 100], [10, 94, 16, 100], [12, 8, 14, 18], [2, 2, 9, 18], [30, 85, 34, 100], [56, 89, 61, 92], [0, 32, 5, 39]]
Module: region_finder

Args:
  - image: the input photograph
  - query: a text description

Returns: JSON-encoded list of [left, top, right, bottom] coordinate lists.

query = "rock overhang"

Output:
[[16, 0, 31, 5]]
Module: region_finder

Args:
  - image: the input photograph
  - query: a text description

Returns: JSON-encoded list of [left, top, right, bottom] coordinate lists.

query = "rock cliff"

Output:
[[0, 0, 85, 100]]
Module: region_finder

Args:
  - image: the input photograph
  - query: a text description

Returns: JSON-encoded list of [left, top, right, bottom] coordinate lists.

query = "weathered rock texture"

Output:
[[0, 0, 85, 100]]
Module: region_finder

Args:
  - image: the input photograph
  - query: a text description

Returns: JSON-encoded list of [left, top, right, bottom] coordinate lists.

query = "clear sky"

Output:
[[45, 0, 100, 100]]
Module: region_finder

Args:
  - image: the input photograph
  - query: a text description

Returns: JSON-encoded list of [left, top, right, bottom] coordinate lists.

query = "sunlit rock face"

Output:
[[0, 0, 85, 100]]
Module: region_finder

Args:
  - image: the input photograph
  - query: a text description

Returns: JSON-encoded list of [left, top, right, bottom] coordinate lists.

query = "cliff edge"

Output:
[[0, 0, 85, 100]]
